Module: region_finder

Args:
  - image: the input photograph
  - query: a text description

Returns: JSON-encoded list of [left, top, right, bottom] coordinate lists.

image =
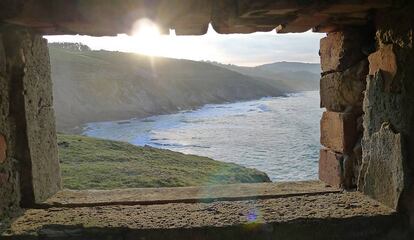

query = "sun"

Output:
[[131, 18, 161, 39], [126, 19, 219, 61], [129, 18, 164, 56]]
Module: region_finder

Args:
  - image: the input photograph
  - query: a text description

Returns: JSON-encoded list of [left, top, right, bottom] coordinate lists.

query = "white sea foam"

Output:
[[83, 91, 322, 181]]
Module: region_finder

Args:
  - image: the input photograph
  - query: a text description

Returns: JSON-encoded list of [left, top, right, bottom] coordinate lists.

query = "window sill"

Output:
[[2, 181, 407, 239], [42, 180, 339, 207]]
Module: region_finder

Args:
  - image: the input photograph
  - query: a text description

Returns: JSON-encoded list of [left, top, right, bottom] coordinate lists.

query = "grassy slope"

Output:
[[211, 62, 321, 92], [49, 47, 285, 132], [58, 134, 271, 190]]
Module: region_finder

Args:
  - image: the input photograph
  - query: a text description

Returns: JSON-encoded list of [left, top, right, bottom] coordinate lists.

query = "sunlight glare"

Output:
[[129, 18, 163, 57], [126, 20, 222, 61], [45, 24, 324, 66], [131, 18, 162, 39]]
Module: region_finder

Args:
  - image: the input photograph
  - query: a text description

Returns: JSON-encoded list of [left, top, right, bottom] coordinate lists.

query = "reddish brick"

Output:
[[0, 134, 6, 164], [320, 59, 368, 112], [320, 31, 367, 73], [320, 111, 358, 153], [319, 148, 343, 188]]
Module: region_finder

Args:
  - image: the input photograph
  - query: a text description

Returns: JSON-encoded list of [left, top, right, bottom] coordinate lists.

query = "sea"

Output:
[[83, 91, 322, 182]]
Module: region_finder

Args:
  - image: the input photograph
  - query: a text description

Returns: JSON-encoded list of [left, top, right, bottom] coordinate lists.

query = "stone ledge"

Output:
[[1, 182, 409, 240], [41, 181, 339, 207]]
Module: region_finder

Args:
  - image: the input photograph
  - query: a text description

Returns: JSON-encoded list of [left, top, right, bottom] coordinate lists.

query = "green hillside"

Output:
[[210, 61, 321, 92], [58, 134, 271, 190], [49, 44, 286, 132]]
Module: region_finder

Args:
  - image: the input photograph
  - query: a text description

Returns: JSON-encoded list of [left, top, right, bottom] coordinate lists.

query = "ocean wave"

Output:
[[141, 118, 156, 123], [83, 91, 321, 182], [150, 142, 210, 149], [180, 119, 206, 124], [117, 121, 131, 125], [257, 104, 271, 112]]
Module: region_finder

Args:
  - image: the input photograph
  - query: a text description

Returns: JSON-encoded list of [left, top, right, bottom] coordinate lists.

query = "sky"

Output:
[[45, 21, 325, 67]]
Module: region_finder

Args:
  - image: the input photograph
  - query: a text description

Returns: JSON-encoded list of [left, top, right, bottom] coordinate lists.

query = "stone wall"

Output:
[[0, 1, 411, 235], [319, 27, 374, 189], [358, 2, 414, 228], [0, 29, 20, 222], [0, 26, 61, 220], [318, 4, 414, 232]]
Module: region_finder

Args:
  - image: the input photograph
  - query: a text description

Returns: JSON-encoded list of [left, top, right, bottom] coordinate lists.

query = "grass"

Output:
[[57, 134, 271, 190]]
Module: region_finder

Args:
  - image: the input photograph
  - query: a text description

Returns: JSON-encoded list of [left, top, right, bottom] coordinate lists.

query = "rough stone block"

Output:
[[22, 35, 61, 203], [320, 59, 368, 112], [2, 29, 61, 206], [368, 44, 397, 76], [362, 72, 403, 139], [0, 134, 6, 164], [319, 148, 343, 187], [0, 172, 9, 185], [0, 34, 5, 75], [353, 138, 363, 171], [320, 31, 368, 73], [359, 123, 404, 209], [342, 154, 355, 189], [276, 14, 329, 33], [238, 1, 300, 17], [170, 0, 212, 35], [320, 111, 358, 153], [321, 2, 390, 14], [368, 44, 398, 92]]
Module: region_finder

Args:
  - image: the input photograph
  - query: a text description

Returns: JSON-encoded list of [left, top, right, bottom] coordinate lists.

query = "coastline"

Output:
[[64, 92, 295, 134], [80, 90, 322, 182]]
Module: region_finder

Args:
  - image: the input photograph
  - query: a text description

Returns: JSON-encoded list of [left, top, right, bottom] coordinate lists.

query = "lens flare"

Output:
[[247, 209, 258, 222], [243, 202, 270, 233]]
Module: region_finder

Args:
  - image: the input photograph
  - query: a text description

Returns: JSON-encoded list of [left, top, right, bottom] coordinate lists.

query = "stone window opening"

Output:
[[48, 36, 321, 189], [1, 1, 414, 239], [0, 27, 408, 238]]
